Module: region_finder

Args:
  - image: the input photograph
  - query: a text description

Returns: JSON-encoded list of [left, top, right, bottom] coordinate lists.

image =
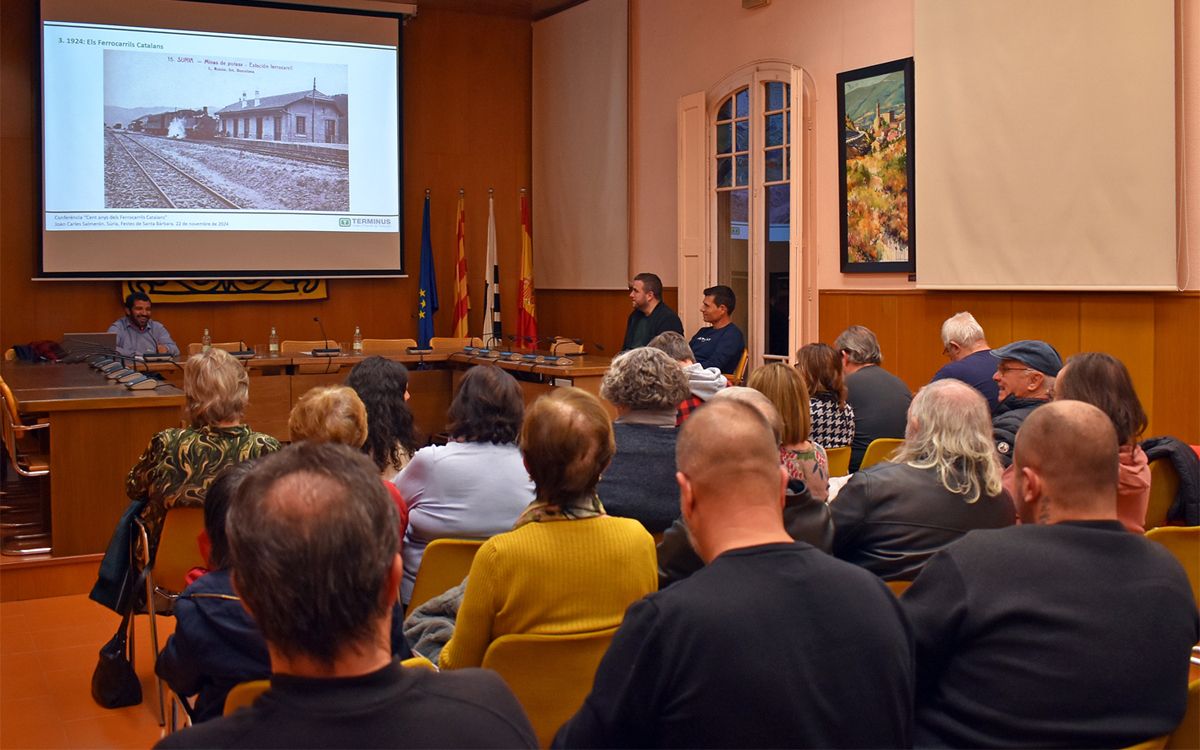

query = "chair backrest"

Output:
[[1144, 526, 1199, 603], [724, 349, 749, 385], [0, 378, 50, 477], [154, 507, 207, 593], [825, 446, 852, 477], [860, 438, 903, 470], [400, 654, 438, 671], [1144, 458, 1181, 531], [1165, 679, 1200, 749], [361, 338, 418, 354], [279, 339, 337, 354], [429, 337, 483, 350], [481, 628, 618, 748], [186, 342, 241, 355], [884, 579, 912, 597], [223, 679, 270, 716], [550, 337, 584, 355], [406, 538, 484, 615]]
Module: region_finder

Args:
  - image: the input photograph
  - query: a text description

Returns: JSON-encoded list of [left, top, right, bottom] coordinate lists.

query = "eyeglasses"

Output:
[[996, 366, 1033, 375]]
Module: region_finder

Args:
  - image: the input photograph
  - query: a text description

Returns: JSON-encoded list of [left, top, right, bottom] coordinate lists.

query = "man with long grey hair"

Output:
[[830, 379, 1014, 581]]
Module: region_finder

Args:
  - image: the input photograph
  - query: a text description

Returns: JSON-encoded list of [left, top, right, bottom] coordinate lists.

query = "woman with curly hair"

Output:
[[346, 356, 421, 480], [393, 365, 534, 605], [795, 342, 855, 448], [597, 347, 692, 532]]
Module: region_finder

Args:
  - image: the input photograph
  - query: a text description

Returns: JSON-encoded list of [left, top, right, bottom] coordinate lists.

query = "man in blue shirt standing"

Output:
[[108, 292, 180, 357], [930, 311, 1000, 412], [688, 285, 745, 374]]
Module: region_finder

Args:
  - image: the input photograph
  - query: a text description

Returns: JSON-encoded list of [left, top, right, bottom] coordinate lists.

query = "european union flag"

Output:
[[417, 194, 439, 348]]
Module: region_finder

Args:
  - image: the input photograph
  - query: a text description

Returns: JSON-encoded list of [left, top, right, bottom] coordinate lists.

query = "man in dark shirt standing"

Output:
[[621, 273, 683, 351], [835, 325, 912, 471], [556, 400, 913, 749], [687, 284, 745, 374], [903, 401, 1198, 748], [157, 443, 537, 750]]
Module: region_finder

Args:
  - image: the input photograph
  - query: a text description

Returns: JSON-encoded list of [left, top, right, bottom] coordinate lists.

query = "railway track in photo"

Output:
[[132, 131, 348, 168], [111, 132, 242, 209]]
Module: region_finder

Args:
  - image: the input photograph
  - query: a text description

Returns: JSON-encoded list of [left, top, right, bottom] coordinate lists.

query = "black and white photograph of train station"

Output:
[[102, 49, 349, 211]]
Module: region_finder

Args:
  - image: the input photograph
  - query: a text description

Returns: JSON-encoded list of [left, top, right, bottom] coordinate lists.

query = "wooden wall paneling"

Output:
[[896, 292, 953, 389], [536, 288, 678, 356], [1078, 295, 1157, 429], [947, 292, 1013, 348], [1151, 295, 1200, 441], [1009, 293, 1080, 356], [816, 292, 851, 345]]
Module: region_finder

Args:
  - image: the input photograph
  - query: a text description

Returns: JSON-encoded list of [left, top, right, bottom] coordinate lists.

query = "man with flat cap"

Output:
[[990, 339, 1062, 467]]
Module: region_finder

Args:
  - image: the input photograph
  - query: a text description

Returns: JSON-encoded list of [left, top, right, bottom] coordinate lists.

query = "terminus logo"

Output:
[[339, 218, 392, 227]]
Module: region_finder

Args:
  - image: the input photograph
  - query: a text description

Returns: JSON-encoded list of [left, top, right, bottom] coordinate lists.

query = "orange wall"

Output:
[[0, 3, 531, 349], [818, 290, 1200, 444]]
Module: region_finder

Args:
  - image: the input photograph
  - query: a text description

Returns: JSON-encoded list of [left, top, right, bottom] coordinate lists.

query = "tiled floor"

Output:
[[1, 594, 175, 749]]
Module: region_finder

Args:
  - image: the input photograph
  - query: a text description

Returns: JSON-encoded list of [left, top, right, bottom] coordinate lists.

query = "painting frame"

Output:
[[837, 57, 915, 274]]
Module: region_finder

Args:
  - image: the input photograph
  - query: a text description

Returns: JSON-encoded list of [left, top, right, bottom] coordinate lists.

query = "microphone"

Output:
[[232, 340, 255, 359], [311, 317, 340, 357]]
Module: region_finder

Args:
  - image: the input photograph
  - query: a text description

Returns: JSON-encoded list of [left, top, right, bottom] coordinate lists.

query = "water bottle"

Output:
[[201, 328, 212, 352], [352, 325, 363, 353], [268, 326, 280, 357]]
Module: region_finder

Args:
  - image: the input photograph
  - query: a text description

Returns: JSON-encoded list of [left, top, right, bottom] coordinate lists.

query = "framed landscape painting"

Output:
[[837, 57, 915, 274]]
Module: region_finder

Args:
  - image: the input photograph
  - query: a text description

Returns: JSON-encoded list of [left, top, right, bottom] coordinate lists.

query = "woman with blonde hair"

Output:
[[126, 348, 280, 561], [748, 363, 830, 501], [440, 387, 656, 670]]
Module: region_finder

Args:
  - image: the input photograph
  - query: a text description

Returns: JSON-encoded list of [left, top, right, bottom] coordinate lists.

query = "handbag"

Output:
[[90, 608, 142, 708]]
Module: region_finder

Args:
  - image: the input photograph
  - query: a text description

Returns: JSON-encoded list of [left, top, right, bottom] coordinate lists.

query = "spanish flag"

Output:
[[516, 190, 538, 349], [451, 193, 469, 338]]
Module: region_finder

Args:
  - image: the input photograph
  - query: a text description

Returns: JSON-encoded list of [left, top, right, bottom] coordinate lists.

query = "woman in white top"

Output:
[[394, 365, 534, 605]]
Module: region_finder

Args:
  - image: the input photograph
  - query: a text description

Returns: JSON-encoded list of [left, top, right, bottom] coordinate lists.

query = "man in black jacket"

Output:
[[621, 272, 683, 351], [990, 339, 1062, 466]]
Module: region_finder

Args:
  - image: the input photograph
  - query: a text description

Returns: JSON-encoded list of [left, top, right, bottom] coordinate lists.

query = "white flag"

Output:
[[481, 194, 502, 344]]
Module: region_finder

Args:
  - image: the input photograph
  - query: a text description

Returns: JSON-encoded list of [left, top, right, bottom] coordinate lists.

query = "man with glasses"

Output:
[[931, 312, 999, 412], [990, 339, 1062, 467]]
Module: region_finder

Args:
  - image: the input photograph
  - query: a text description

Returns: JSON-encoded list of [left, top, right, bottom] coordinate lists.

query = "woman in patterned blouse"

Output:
[[127, 348, 280, 563], [748, 363, 830, 501], [796, 343, 856, 449]]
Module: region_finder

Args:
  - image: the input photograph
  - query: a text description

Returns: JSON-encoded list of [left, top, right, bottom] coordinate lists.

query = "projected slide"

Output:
[[44, 21, 398, 234]]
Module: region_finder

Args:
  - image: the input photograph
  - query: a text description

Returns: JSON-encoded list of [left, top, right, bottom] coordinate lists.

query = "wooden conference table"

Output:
[[4, 349, 612, 556]]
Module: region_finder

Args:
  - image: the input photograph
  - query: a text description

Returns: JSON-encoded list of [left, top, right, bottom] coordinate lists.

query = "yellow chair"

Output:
[[405, 538, 484, 616], [1126, 735, 1169, 750], [724, 349, 749, 386], [186, 341, 241, 355], [1165, 678, 1199, 749], [0, 377, 51, 555], [400, 653, 438, 671], [223, 679, 270, 716], [279, 339, 339, 354], [362, 338, 418, 354], [884, 579, 912, 597], [481, 628, 618, 748], [136, 506, 206, 725], [429, 337, 483, 350], [860, 438, 903, 470], [1145, 526, 1199, 603], [1144, 458, 1181, 531], [825, 446, 852, 477]]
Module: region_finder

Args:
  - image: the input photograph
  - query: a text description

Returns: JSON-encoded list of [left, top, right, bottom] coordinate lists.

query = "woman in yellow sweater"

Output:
[[439, 387, 657, 670]]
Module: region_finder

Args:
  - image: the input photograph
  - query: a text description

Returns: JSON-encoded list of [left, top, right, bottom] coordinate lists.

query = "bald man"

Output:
[[903, 401, 1199, 749], [555, 400, 913, 748]]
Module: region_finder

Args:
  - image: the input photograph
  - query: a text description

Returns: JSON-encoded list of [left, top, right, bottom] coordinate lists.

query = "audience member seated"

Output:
[[990, 338, 1061, 466], [156, 443, 537, 749], [346, 356, 422, 480], [930, 311, 1000, 412], [597, 347, 692, 533], [831, 379, 1013, 581], [656, 387, 833, 589], [555, 400, 913, 748], [126, 348, 280, 565], [157, 458, 414, 724], [289, 385, 409, 540], [647, 331, 727, 424], [622, 272, 683, 351], [795, 342, 855, 448], [834, 325, 912, 472], [439, 388, 656, 670], [687, 284, 746, 374], [902, 401, 1199, 749], [748, 363, 830, 501], [394, 365, 534, 606]]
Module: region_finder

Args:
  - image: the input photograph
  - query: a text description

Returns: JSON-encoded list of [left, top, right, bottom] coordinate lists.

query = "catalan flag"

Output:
[[451, 193, 469, 338], [516, 190, 538, 349], [417, 193, 438, 349]]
